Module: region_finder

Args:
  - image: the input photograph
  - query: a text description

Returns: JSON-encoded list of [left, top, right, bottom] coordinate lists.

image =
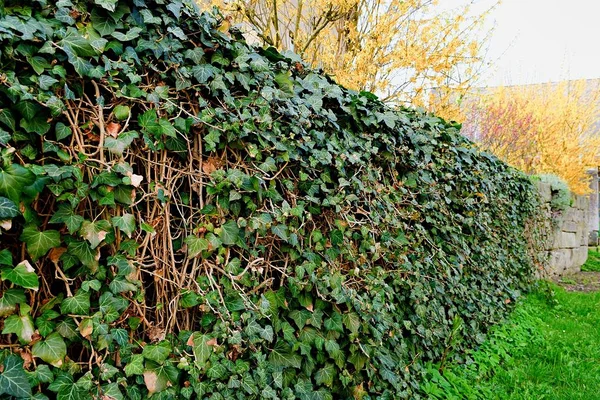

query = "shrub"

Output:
[[537, 174, 571, 212], [0, 1, 539, 398]]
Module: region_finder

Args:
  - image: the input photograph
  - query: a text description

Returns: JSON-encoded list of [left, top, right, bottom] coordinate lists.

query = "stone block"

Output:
[[562, 221, 578, 233], [589, 230, 599, 247], [547, 249, 570, 276], [571, 246, 588, 270], [559, 231, 579, 249], [564, 208, 581, 222], [536, 182, 552, 203]]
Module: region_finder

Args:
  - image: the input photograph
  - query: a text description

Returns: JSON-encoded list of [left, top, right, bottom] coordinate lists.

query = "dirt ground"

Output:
[[554, 271, 600, 292]]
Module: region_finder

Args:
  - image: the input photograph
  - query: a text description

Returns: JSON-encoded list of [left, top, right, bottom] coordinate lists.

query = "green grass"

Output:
[[420, 284, 600, 399], [581, 249, 600, 272]]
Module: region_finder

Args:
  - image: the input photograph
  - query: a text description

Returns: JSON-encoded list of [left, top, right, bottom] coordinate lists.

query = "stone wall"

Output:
[[537, 181, 590, 276], [588, 168, 599, 246]]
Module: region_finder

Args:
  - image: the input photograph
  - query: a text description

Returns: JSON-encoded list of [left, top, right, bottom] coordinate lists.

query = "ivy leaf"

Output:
[[0, 196, 19, 219], [314, 364, 336, 387], [2, 313, 35, 343], [143, 363, 178, 395], [55, 122, 73, 141], [49, 204, 84, 234], [68, 240, 99, 271], [104, 131, 138, 155], [111, 27, 142, 41], [0, 354, 32, 398], [111, 213, 136, 238], [142, 341, 172, 364], [0, 164, 36, 203], [191, 64, 217, 84], [191, 333, 213, 368], [0, 249, 11, 265], [90, 9, 117, 36], [20, 226, 61, 261], [324, 312, 344, 333], [219, 220, 240, 246], [32, 333, 67, 367], [61, 290, 91, 315], [0, 289, 26, 317], [342, 312, 361, 335], [1, 261, 39, 291], [94, 0, 117, 12], [268, 341, 302, 369], [61, 29, 99, 57], [271, 224, 289, 241], [80, 219, 111, 249], [124, 354, 144, 377], [184, 236, 209, 258]]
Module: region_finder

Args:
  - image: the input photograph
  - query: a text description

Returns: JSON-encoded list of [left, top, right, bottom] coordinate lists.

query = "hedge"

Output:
[[0, 1, 540, 398]]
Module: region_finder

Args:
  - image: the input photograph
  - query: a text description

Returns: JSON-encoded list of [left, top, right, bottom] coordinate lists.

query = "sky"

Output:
[[466, 0, 600, 87]]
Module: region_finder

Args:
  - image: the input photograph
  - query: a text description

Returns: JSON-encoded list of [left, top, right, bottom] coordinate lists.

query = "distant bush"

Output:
[[0, 1, 540, 399], [538, 174, 572, 212]]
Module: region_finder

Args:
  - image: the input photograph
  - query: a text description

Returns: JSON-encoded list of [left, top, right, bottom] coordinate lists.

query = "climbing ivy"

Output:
[[0, 0, 541, 399]]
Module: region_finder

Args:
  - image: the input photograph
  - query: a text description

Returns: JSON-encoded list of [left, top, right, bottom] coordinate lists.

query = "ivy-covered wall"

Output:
[[0, 1, 542, 399]]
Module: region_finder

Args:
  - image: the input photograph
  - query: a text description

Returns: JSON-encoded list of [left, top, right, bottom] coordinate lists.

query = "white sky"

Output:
[[464, 0, 600, 87]]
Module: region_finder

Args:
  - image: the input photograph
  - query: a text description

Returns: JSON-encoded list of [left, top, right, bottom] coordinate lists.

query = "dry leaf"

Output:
[[202, 157, 220, 175], [206, 338, 218, 347], [147, 325, 166, 342], [106, 122, 121, 137], [129, 174, 143, 187], [18, 350, 33, 370], [143, 371, 160, 395], [49, 247, 67, 265], [0, 219, 12, 230]]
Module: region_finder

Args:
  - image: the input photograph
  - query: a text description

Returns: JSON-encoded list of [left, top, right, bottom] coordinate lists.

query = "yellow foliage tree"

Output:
[[461, 80, 600, 194], [206, 0, 494, 120]]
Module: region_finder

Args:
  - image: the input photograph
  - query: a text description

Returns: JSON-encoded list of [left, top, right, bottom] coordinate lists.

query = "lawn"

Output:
[[581, 249, 600, 272], [420, 263, 600, 399]]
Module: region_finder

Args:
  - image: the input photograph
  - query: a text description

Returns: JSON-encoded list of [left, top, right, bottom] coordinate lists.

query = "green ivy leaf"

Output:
[[0, 354, 32, 398], [324, 312, 344, 333], [191, 333, 213, 368], [143, 362, 178, 395], [111, 27, 142, 42], [49, 204, 84, 234], [104, 131, 138, 155], [90, 9, 117, 36], [142, 341, 172, 364], [1, 261, 39, 290], [61, 29, 99, 57], [124, 354, 144, 377], [219, 220, 240, 246], [0, 164, 36, 203], [80, 219, 111, 249], [32, 332, 67, 367], [55, 122, 72, 141], [314, 364, 336, 387], [0, 289, 26, 317], [60, 290, 91, 315], [94, 0, 118, 12], [184, 235, 209, 258], [111, 213, 136, 238], [68, 240, 99, 271], [342, 312, 361, 335], [0, 196, 19, 219], [19, 226, 61, 261], [268, 341, 302, 369], [2, 313, 35, 343], [271, 224, 289, 241]]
